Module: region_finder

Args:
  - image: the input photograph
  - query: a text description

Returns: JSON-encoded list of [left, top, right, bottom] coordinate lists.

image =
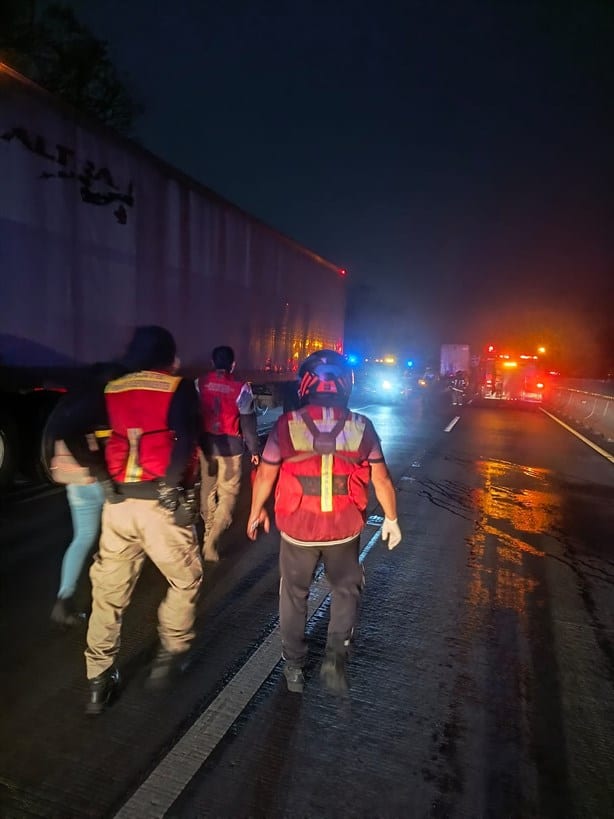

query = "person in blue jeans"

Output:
[[46, 361, 125, 627], [51, 481, 106, 626]]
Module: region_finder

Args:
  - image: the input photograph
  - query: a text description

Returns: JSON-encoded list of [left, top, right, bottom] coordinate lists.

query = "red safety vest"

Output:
[[274, 405, 371, 542], [104, 370, 180, 483], [198, 371, 242, 438]]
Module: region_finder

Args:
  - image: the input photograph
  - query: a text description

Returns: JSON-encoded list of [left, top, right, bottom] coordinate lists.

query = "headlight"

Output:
[[382, 380, 392, 390]]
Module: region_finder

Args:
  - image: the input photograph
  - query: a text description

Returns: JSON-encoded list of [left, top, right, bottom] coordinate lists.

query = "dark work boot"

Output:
[[50, 597, 82, 628], [282, 662, 305, 694], [146, 647, 189, 690], [86, 667, 120, 716], [320, 637, 350, 695]]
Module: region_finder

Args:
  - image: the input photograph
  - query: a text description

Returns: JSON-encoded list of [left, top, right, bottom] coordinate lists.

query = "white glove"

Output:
[[381, 517, 402, 550]]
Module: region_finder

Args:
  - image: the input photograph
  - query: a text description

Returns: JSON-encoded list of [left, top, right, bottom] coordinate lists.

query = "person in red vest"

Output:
[[197, 346, 260, 562], [247, 349, 401, 695], [84, 326, 203, 715]]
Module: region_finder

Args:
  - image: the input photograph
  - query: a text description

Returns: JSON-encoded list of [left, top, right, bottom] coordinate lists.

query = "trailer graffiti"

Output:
[[1, 125, 134, 223]]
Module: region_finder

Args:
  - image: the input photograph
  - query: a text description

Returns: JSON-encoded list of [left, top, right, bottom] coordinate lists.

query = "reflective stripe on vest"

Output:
[[275, 406, 370, 542], [287, 407, 365, 512], [105, 371, 180, 482]]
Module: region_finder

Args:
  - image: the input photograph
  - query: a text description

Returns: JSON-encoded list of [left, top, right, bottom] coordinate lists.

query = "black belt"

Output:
[[296, 475, 349, 495]]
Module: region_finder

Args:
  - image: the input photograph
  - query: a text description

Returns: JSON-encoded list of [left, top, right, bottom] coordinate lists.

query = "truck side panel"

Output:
[[440, 344, 470, 377], [0, 65, 345, 375]]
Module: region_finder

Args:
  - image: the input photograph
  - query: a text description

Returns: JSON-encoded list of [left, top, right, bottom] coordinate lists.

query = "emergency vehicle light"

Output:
[[502, 361, 518, 368]]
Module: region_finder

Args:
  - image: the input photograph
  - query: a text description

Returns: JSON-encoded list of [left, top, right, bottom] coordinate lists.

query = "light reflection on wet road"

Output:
[[0, 398, 613, 818]]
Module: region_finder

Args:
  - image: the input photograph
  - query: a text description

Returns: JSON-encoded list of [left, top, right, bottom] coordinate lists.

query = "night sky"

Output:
[[67, 0, 613, 373]]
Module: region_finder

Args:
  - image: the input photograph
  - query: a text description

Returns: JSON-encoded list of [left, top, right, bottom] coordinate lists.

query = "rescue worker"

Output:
[[197, 346, 260, 562], [84, 326, 203, 715], [450, 369, 467, 406], [247, 350, 401, 695]]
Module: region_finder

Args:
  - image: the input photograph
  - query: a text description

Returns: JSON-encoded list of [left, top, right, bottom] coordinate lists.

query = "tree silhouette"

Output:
[[0, 1, 141, 134]]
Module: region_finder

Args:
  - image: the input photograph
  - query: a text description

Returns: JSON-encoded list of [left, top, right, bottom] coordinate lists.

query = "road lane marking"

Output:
[[114, 528, 384, 819], [444, 416, 460, 433], [540, 408, 614, 464]]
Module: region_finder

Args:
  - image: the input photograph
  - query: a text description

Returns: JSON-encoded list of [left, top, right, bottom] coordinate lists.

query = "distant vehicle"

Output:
[[354, 359, 409, 404], [0, 63, 346, 488], [440, 344, 471, 378], [417, 366, 438, 389], [477, 350, 547, 404]]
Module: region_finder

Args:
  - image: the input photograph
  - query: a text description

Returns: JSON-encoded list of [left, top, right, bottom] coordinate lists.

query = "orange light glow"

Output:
[[465, 459, 560, 613]]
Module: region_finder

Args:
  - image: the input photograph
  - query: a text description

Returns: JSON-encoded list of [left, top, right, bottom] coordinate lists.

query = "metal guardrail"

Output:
[[553, 378, 614, 398], [546, 383, 614, 443]]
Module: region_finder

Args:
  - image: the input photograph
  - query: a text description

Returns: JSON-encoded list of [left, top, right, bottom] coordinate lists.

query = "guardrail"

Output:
[[553, 378, 614, 398], [546, 382, 614, 444]]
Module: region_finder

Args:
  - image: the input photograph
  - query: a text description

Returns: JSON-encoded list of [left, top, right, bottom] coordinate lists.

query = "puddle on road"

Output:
[[466, 459, 559, 611]]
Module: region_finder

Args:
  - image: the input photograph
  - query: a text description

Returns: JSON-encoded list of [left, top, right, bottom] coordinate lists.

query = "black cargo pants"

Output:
[[279, 535, 364, 665]]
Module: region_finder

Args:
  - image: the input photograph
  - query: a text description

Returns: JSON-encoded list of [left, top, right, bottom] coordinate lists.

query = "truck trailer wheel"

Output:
[[18, 390, 63, 484], [0, 410, 19, 489]]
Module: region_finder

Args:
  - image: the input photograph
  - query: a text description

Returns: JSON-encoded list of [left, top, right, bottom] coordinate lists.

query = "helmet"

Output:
[[298, 350, 352, 405]]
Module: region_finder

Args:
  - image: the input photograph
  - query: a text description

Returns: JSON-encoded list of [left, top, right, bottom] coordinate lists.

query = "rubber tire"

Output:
[[0, 409, 19, 489], [20, 391, 62, 484]]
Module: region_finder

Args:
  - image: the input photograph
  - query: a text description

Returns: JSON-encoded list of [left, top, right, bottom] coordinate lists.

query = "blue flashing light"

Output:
[[347, 354, 359, 365], [406, 360, 414, 368]]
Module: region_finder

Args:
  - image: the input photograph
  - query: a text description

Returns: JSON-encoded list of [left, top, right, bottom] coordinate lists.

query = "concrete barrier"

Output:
[[546, 382, 614, 443]]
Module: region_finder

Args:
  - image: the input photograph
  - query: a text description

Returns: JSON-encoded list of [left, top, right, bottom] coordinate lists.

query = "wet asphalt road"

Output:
[[0, 398, 613, 818]]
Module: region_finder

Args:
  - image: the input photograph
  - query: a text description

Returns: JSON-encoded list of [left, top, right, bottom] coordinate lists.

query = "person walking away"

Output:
[[247, 350, 401, 695], [45, 361, 126, 626], [197, 345, 260, 562], [450, 370, 467, 406], [84, 326, 202, 715]]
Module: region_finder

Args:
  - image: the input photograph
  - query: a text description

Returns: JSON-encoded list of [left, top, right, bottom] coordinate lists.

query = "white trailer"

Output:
[[0, 63, 346, 486], [440, 344, 470, 377]]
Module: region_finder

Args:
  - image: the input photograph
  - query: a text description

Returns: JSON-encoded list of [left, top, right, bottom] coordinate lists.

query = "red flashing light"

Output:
[[487, 345, 494, 353], [338, 268, 347, 277]]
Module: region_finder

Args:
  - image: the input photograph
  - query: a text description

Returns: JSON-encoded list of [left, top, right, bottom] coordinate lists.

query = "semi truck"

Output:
[[0, 63, 346, 488], [440, 344, 471, 378]]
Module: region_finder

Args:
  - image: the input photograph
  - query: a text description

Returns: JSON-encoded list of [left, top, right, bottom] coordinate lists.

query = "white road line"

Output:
[[444, 416, 460, 433], [114, 527, 384, 818], [540, 408, 614, 465]]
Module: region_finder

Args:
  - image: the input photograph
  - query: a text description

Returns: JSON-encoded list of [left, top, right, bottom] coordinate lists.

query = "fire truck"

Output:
[[476, 346, 548, 404]]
